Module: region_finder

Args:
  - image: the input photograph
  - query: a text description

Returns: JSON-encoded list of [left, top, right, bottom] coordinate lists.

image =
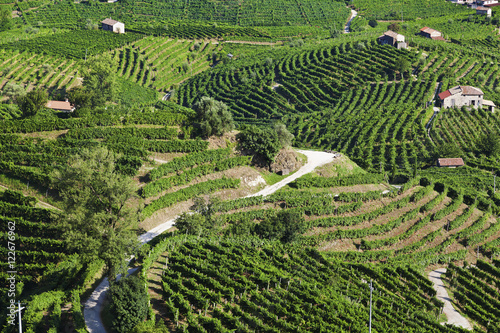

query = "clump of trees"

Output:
[[108, 275, 148, 333], [15, 89, 48, 118], [193, 96, 234, 137], [51, 147, 140, 279], [237, 122, 294, 165], [68, 54, 117, 110]]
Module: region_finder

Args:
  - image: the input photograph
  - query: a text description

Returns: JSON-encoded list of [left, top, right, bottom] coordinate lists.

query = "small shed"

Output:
[[437, 158, 464, 168], [476, 6, 492, 16], [420, 27, 445, 41], [101, 18, 125, 34], [378, 30, 407, 49], [46, 100, 75, 112], [483, 99, 496, 112]]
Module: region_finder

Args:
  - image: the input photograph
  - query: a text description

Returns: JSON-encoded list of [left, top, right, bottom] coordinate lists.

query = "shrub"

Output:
[[108, 275, 148, 333]]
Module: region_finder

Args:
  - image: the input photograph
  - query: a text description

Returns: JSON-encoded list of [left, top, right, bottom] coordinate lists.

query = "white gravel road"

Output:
[[84, 149, 336, 332], [428, 268, 473, 330]]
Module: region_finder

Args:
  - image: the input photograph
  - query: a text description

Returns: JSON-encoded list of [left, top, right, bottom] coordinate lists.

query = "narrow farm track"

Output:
[[84, 150, 335, 332], [428, 268, 473, 330], [344, 9, 357, 33]]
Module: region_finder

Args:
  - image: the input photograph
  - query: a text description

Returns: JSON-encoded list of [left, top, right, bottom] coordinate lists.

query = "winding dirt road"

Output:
[[428, 268, 473, 330], [84, 149, 336, 332]]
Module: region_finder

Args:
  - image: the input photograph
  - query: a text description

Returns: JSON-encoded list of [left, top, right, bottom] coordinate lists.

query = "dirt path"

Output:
[[344, 9, 358, 33], [428, 268, 473, 330]]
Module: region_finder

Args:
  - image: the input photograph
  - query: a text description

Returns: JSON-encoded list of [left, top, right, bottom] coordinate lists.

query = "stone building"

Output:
[[438, 85, 484, 109], [101, 18, 125, 34], [378, 31, 407, 49]]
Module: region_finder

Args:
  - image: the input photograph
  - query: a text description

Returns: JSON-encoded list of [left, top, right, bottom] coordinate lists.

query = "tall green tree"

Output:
[[237, 125, 282, 165], [193, 96, 234, 137], [51, 147, 140, 279], [16, 89, 48, 118], [394, 56, 410, 80], [108, 275, 148, 333], [274, 122, 294, 148], [70, 54, 117, 109]]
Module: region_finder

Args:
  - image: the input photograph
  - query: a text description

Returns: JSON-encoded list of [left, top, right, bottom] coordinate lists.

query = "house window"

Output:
[[472, 100, 475, 106]]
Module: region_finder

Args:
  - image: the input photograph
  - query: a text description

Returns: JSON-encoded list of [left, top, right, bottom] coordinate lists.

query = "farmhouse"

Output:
[[378, 31, 407, 49], [438, 85, 484, 109], [46, 100, 75, 112], [476, 0, 498, 5], [476, 6, 492, 16], [101, 18, 125, 34], [419, 27, 445, 41], [437, 158, 464, 168]]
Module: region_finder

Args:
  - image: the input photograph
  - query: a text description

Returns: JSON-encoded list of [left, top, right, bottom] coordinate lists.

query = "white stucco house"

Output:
[[101, 18, 125, 34]]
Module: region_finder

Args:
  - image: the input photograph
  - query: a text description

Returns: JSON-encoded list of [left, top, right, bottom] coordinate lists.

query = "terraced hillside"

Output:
[[0, 49, 81, 93], [145, 237, 470, 332], [139, 174, 500, 331], [110, 37, 222, 92]]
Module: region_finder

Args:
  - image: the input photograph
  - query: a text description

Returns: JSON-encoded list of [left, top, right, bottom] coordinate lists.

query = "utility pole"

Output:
[[369, 280, 374, 333], [15, 301, 25, 333]]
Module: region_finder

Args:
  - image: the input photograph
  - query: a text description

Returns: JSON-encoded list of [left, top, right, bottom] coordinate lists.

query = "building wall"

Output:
[[442, 94, 483, 109], [113, 22, 125, 33]]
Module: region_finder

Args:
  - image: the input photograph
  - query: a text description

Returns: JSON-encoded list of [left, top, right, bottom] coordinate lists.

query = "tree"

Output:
[[79, 54, 118, 108], [368, 20, 378, 28], [108, 275, 148, 333], [388, 23, 401, 32], [16, 89, 48, 118], [67, 86, 93, 110], [193, 96, 234, 137], [237, 125, 282, 165], [51, 147, 140, 279], [476, 132, 500, 157], [174, 196, 222, 235], [2, 82, 25, 103], [255, 211, 306, 243], [394, 56, 410, 80], [174, 212, 206, 236], [0, 7, 12, 32], [274, 122, 294, 148]]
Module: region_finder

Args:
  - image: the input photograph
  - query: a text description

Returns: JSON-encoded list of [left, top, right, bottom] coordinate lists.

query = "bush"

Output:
[[255, 210, 306, 243], [237, 125, 282, 165], [108, 275, 148, 333], [368, 20, 378, 28]]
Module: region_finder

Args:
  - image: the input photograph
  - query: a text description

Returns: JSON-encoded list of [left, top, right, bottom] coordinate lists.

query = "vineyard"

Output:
[[0, 188, 101, 332], [140, 175, 500, 331], [446, 260, 500, 330], [19, 0, 350, 29], [351, 0, 470, 20], [108, 37, 222, 92], [145, 237, 467, 332]]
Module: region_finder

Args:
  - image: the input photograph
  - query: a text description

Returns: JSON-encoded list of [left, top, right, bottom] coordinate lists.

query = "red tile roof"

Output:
[[431, 36, 446, 41], [438, 90, 451, 100], [46, 100, 74, 111], [437, 158, 464, 167]]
